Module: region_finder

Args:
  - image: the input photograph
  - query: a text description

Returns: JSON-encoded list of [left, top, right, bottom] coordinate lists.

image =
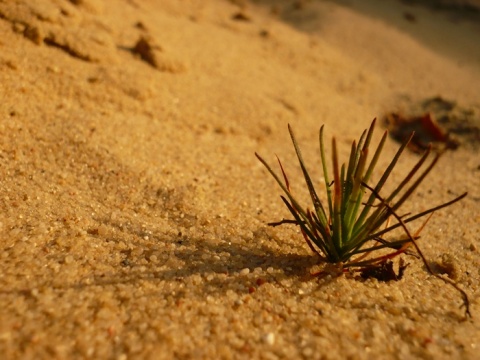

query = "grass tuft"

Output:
[[256, 119, 470, 318]]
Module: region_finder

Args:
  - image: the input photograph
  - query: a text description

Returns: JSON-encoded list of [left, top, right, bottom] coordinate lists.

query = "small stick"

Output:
[[268, 219, 298, 227]]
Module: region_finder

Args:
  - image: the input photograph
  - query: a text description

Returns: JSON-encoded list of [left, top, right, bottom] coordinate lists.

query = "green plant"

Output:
[[256, 119, 470, 317]]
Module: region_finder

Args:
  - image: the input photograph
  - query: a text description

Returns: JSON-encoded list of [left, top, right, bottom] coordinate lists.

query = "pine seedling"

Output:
[[255, 119, 470, 317]]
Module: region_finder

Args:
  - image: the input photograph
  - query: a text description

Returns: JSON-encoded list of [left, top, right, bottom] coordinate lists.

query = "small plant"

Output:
[[256, 119, 470, 317]]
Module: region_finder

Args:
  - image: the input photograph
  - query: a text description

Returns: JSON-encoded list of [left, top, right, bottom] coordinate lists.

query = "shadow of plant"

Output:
[[77, 219, 318, 297]]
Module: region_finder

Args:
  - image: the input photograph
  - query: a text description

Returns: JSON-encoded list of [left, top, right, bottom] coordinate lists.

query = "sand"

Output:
[[0, 0, 479, 358]]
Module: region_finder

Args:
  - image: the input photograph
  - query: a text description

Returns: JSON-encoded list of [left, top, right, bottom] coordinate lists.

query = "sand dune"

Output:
[[0, 0, 479, 358]]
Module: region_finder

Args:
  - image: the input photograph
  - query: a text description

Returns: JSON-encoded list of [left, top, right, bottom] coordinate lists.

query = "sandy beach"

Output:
[[0, 0, 479, 358]]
